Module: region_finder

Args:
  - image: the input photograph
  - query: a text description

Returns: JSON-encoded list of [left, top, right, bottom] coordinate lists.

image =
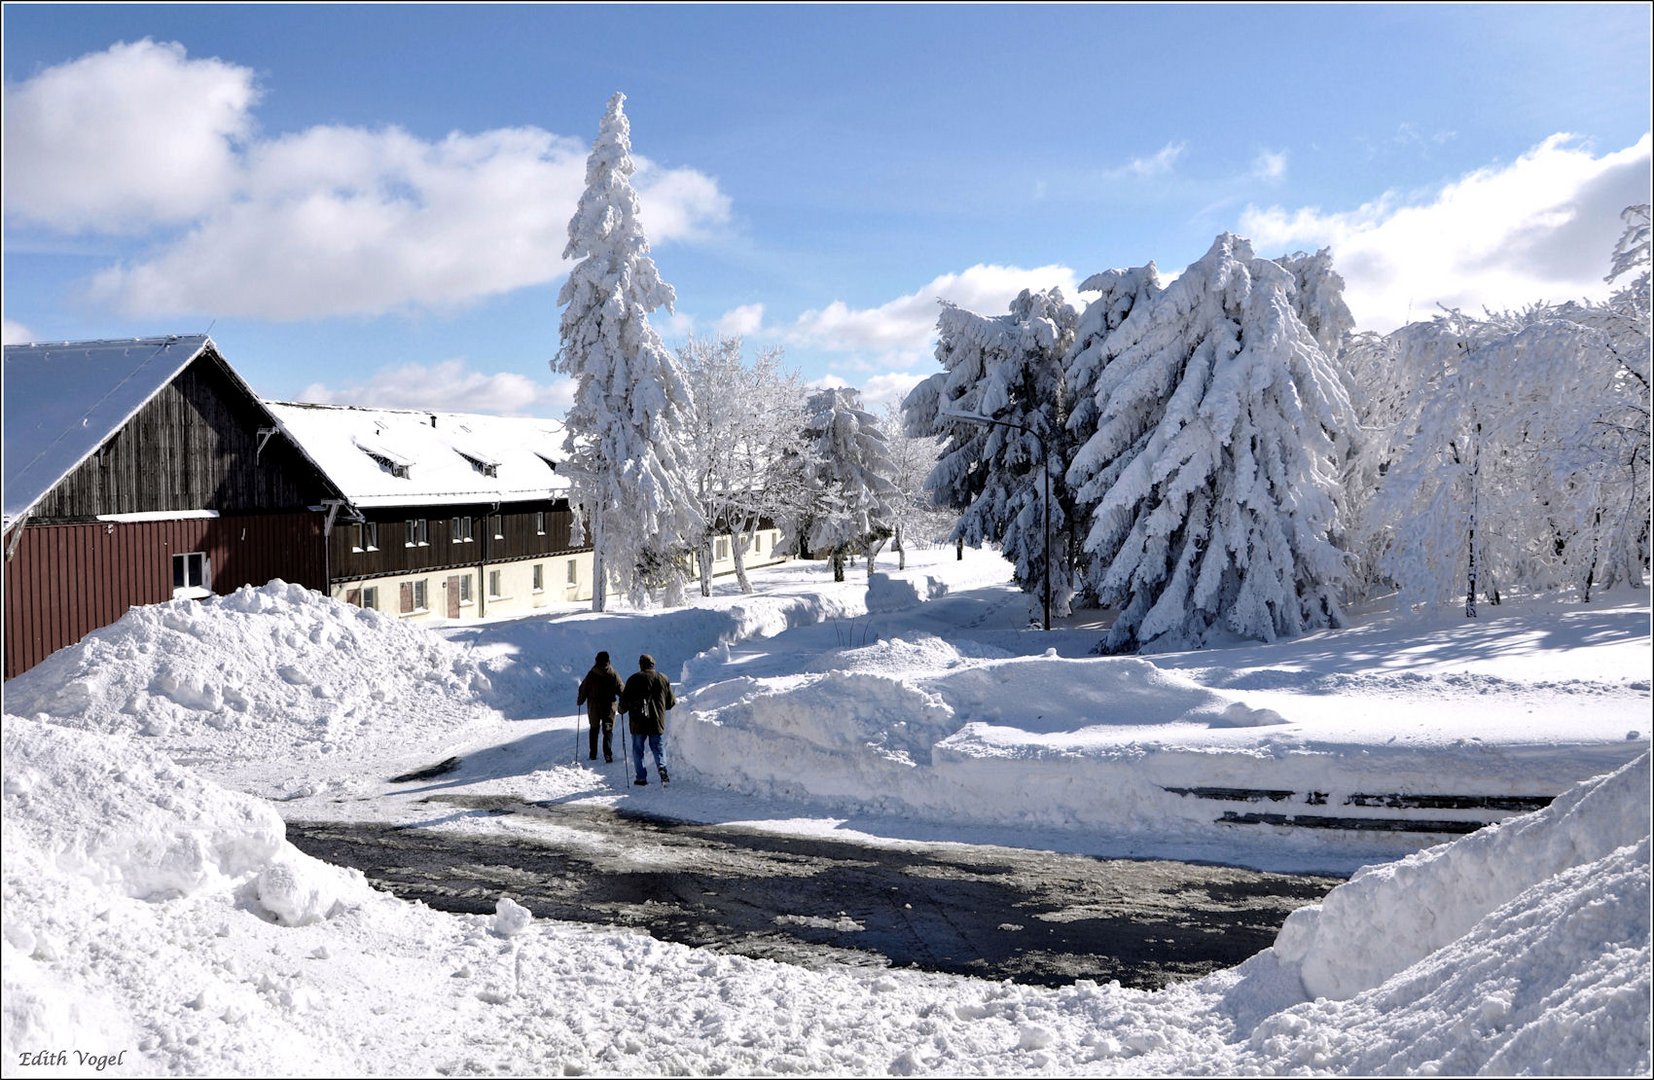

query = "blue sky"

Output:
[[4, 4, 1650, 416]]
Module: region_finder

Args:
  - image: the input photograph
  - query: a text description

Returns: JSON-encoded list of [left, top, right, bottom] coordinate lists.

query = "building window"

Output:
[[361, 586, 379, 611], [567, 559, 578, 585], [715, 536, 730, 560], [532, 564, 544, 593], [535, 511, 546, 535], [451, 516, 473, 543], [488, 570, 503, 598], [459, 576, 474, 605], [172, 552, 210, 598], [400, 578, 429, 614], [405, 519, 429, 547], [354, 522, 379, 552]]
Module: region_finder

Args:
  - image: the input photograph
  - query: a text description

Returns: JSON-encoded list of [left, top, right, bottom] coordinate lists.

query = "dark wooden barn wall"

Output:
[[328, 503, 583, 581], [3, 513, 324, 679], [30, 351, 319, 520]]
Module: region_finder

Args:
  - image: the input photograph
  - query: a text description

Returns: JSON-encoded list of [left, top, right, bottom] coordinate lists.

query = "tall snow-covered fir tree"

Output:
[[1066, 233, 1357, 652], [552, 92, 704, 610], [802, 387, 899, 581], [909, 289, 1080, 618], [1063, 264, 1163, 605]]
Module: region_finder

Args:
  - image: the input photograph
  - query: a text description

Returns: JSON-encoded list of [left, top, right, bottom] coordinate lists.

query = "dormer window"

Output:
[[458, 449, 500, 478], [353, 435, 413, 479], [369, 453, 409, 479]]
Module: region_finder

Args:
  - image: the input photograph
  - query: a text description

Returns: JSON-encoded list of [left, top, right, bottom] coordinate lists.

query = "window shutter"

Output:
[[400, 581, 414, 613]]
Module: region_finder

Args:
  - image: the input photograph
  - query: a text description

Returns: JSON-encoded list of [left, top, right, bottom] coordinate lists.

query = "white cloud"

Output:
[[5, 41, 732, 321], [787, 263, 1082, 360], [1252, 150, 1288, 181], [1240, 133, 1652, 332], [715, 303, 766, 338], [1106, 142, 1186, 179], [4, 319, 37, 345], [856, 371, 930, 413], [2, 40, 256, 232], [297, 358, 573, 417]]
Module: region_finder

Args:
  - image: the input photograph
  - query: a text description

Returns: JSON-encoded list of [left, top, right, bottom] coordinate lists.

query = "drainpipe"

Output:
[[477, 504, 496, 618], [320, 500, 345, 600]]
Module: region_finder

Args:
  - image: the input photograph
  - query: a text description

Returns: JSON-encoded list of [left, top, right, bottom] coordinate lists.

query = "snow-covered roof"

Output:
[[265, 401, 569, 510], [3, 335, 218, 527]]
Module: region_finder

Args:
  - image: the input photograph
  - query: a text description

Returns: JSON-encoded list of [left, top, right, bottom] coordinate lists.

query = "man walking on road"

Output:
[[620, 653, 674, 786], [577, 651, 623, 763]]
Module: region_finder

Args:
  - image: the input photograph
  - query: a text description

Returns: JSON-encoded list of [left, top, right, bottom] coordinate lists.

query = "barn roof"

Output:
[[3, 335, 221, 527], [264, 401, 570, 510]]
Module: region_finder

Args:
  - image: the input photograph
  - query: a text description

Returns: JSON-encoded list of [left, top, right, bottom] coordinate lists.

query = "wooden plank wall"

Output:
[[2, 513, 324, 679], [328, 503, 582, 582], [30, 352, 319, 519]]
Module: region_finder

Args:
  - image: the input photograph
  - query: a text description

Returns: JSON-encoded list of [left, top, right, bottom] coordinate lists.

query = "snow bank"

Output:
[[2, 581, 500, 786], [1221, 831, 1650, 1074], [1, 715, 376, 918], [1271, 752, 1653, 1001], [865, 570, 948, 612], [680, 634, 1364, 838], [2, 714, 381, 1068]]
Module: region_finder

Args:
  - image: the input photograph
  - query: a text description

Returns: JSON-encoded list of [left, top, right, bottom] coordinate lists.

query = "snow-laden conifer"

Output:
[[940, 289, 1080, 618], [1067, 234, 1356, 652], [1063, 264, 1162, 605], [803, 387, 898, 581], [553, 92, 703, 609], [1274, 248, 1356, 358]]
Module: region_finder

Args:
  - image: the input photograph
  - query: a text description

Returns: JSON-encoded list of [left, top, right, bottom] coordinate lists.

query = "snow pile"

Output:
[[865, 570, 948, 612], [1220, 806, 1650, 1073], [1, 716, 376, 918], [2, 581, 499, 783], [1272, 752, 1653, 1000], [678, 635, 1398, 839], [2, 715, 379, 1069]]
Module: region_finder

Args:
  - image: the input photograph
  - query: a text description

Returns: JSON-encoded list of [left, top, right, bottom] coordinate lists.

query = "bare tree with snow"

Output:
[[681, 335, 807, 594], [1367, 206, 1651, 609], [879, 401, 954, 571], [1066, 234, 1357, 652], [552, 92, 703, 610]]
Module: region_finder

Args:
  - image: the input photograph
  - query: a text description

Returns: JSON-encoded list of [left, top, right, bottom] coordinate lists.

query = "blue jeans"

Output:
[[631, 732, 667, 780]]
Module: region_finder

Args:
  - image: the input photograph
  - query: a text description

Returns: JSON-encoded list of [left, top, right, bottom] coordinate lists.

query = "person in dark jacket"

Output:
[[576, 651, 624, 763], [620, 653, 674, 786]]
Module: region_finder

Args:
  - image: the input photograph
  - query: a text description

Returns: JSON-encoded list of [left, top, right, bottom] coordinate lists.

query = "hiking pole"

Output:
[[621, 711, 633, 786], [573, 701, 581, 766]]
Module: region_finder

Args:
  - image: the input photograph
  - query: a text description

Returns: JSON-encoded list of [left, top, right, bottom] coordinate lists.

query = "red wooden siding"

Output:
[[2, 512, 324, 679]]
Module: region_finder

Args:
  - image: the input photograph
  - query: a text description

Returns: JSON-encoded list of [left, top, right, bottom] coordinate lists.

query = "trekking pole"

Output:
[[573, 702, 581, 766], [621, 711, 633, 786]]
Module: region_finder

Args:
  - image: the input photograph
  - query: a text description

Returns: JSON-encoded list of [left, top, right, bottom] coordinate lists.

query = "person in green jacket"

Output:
[[620, 653, 674, 786]]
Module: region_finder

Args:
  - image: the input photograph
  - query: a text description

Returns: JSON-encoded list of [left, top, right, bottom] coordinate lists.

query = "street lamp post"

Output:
[[944, 411, 1052, 631]]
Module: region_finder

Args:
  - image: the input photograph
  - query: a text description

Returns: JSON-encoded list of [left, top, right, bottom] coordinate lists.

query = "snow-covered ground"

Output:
[[3, 548, 1650, 1075]]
